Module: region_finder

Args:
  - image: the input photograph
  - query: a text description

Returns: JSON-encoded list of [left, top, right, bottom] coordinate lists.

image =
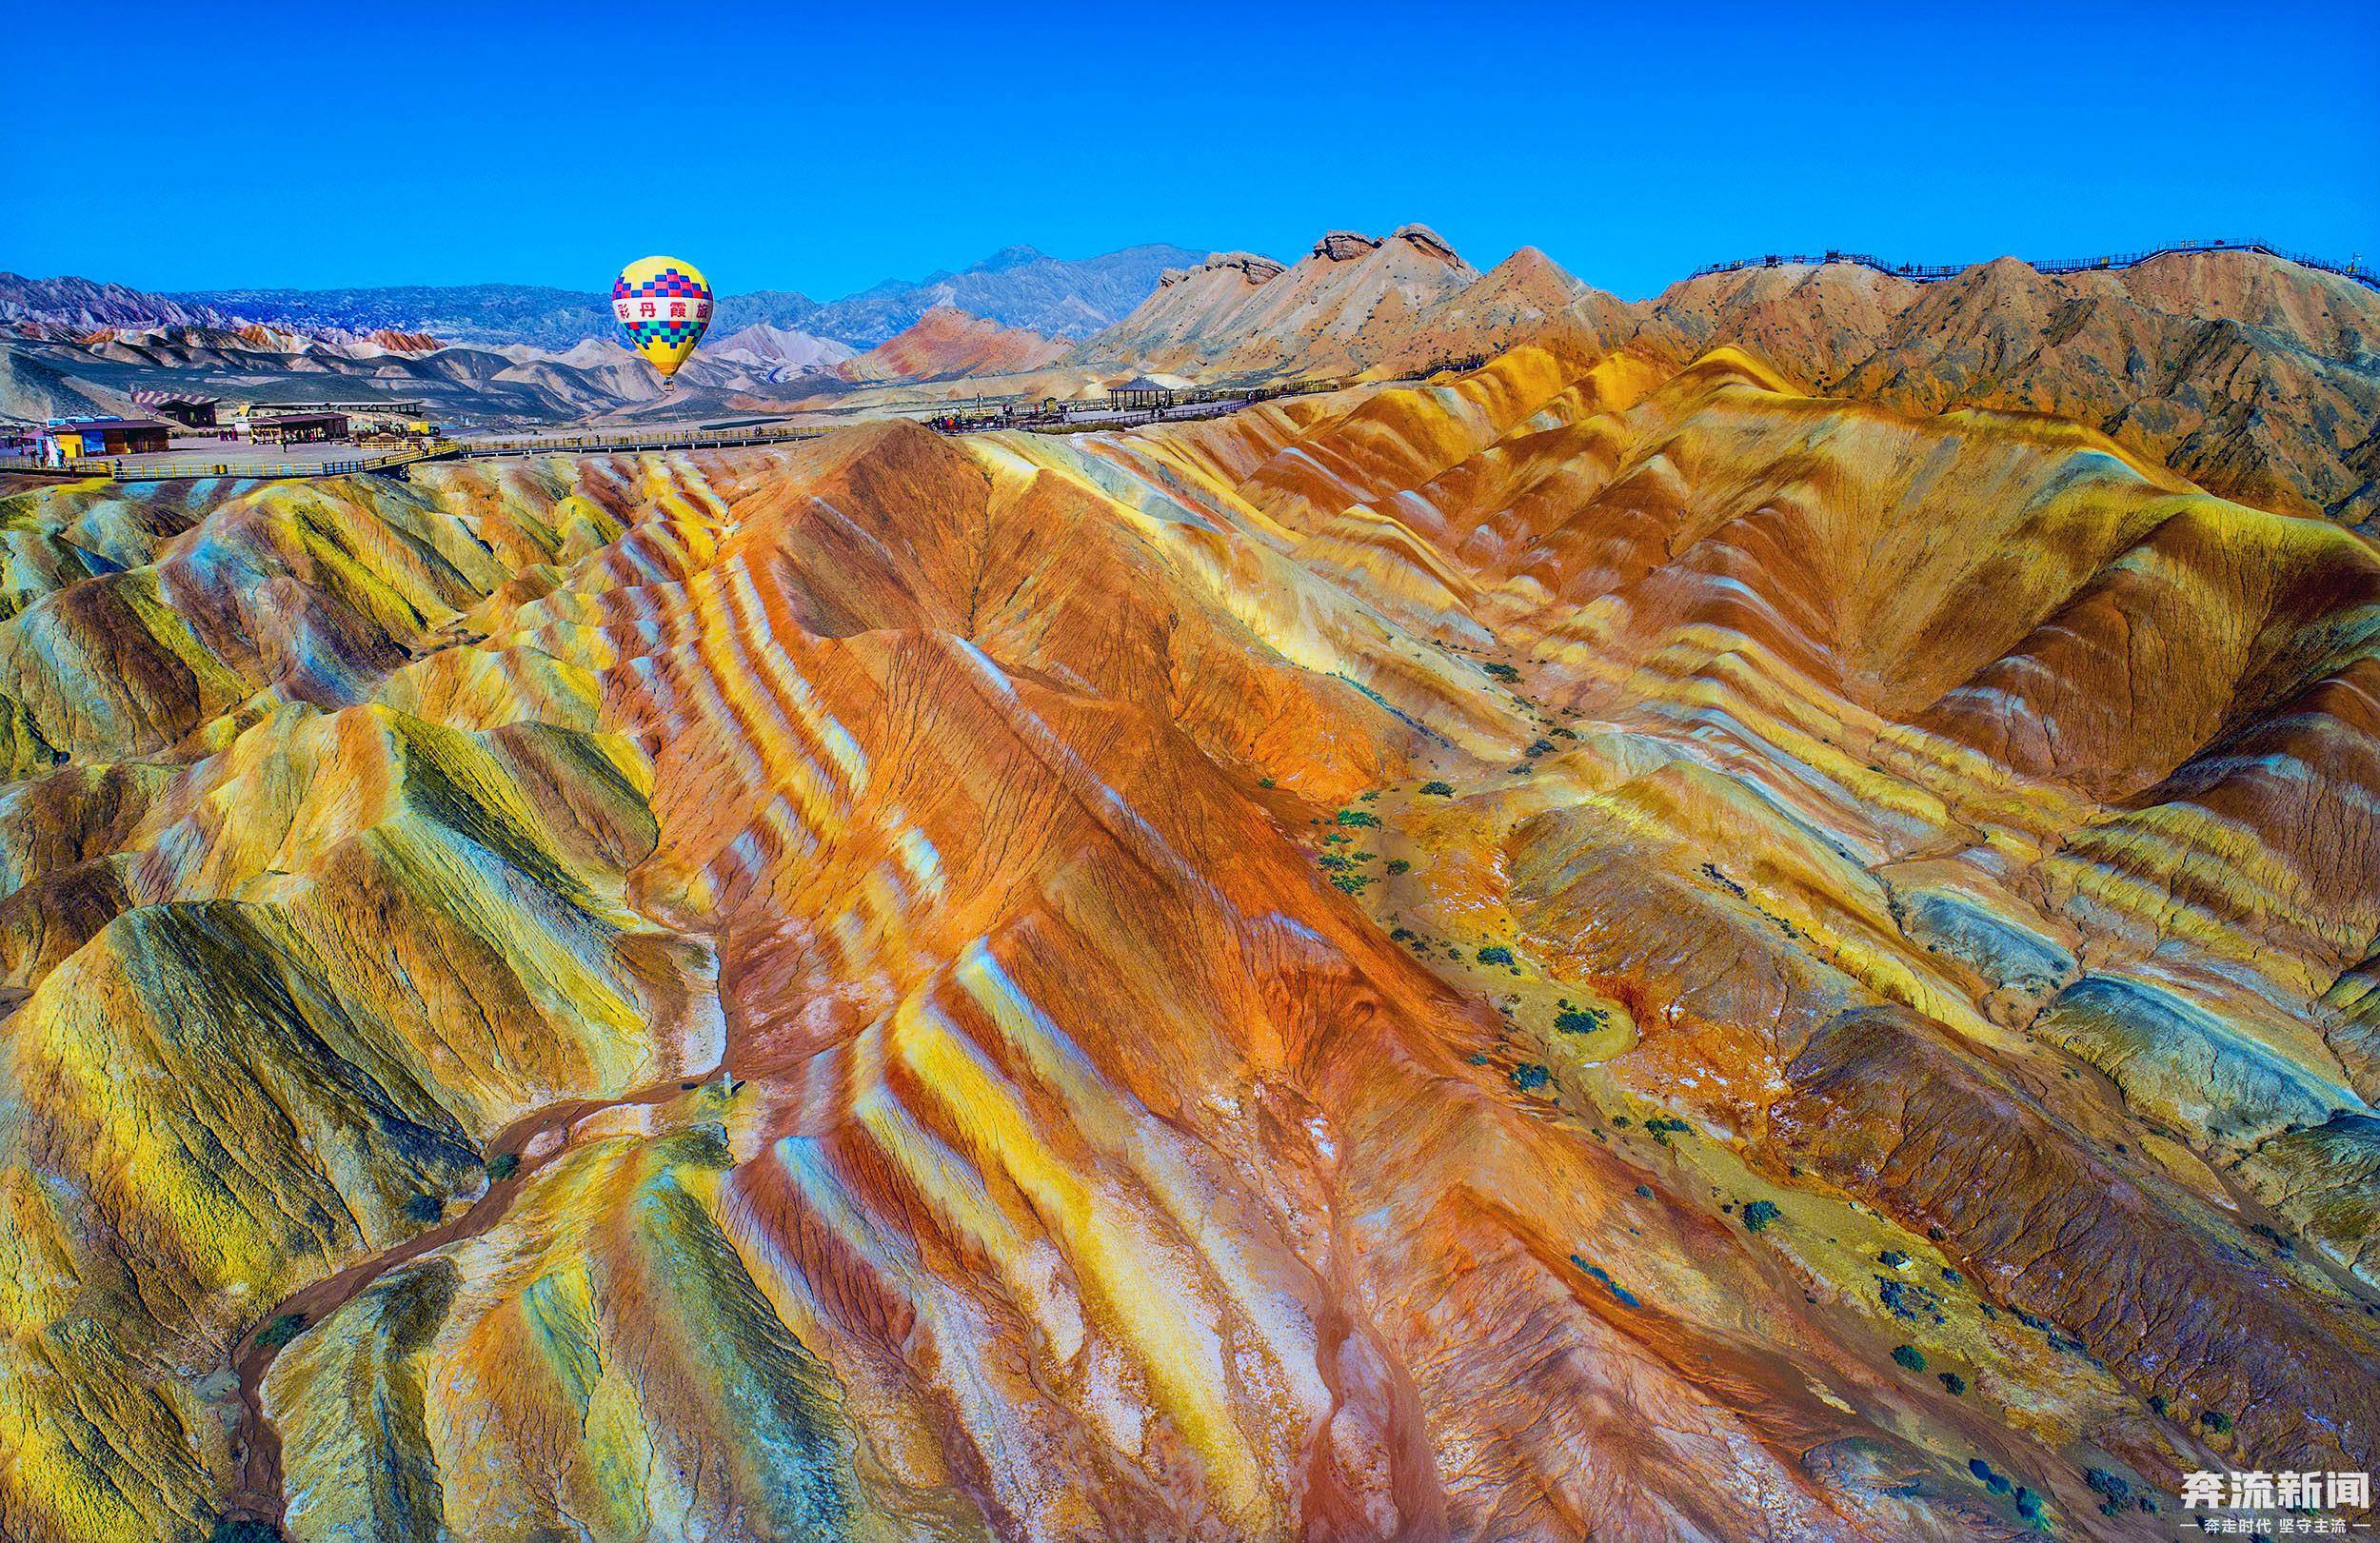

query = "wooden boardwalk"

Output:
[[0, 379, 1371, 485], [1686, 237, 2378, 291]]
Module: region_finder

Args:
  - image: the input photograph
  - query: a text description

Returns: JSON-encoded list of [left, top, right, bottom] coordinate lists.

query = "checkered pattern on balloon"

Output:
[[612, 267, 713, 351]]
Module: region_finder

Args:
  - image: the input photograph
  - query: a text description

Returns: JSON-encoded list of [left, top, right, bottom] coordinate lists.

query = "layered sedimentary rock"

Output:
[[1076, 223, 1478, 379], [1632, 251, 2380, 524], [836, 307, 1069, 385], [0, 339, 2374, 1540], [1086, 234, 2380, 524]]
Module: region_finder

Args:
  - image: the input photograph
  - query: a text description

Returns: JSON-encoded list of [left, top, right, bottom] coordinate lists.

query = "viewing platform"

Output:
[[1686, 237, 2377, 290]]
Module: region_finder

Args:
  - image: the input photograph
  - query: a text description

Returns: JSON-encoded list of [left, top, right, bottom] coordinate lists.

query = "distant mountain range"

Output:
[[0, 243, 1204, 353], [802, 245, 1200, 346], [11, 230, 2371, 524]]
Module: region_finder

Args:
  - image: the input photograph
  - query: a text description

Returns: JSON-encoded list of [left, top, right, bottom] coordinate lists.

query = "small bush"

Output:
[[1510, 1063, 1551, 1093], [2014, 1486, 2043, 1519], [1570, 1256, 1640, 1308], [255, 1313, 307, 1351], [2200, 1409, 2231, 1434], [1385, 859, 1411, 875], [1525, 739, 1555, 757], [404, 1194, 443, 1225], [1877, 1277, 1944, 1322], [1938, 1371, 1967, 1395], [1635, 1184, 1654, 1198], [2147, 1393, 2168, 1416], [1742, 1200, 1781, 1233], [2085, 1468, 2132, 1515], [1879, 1250, 1908, 1270], [486, 1152, 520, 1182], [1335, 808, 1381, 828], [1891, 1344, 1927, 1374], [1420, 781, 1454, 796], [1553, 1007, 1606, 1035], [1481, 663, 1520, 683], [1257, 777, 1275, 788], [209, 1522, 283, 1543], [1968, 1458, 2015, 1497], [1478, 945, 1515, 966]]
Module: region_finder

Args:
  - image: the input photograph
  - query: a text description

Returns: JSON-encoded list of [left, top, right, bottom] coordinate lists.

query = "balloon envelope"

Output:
[[611, 256, 713, 379]]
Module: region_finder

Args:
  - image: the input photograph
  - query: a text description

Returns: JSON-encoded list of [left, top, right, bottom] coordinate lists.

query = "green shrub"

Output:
[[1478, 945, 1514, 966], [1385, 859, 1411, 875], [1335, 808, 1380, 828], [1510, 1063, 1551, 1093], [404, 1194, 443, 1225], [486, 1152, 520, 1182], [1570, 1256, 1639, 1308], [209, 1522, 282, 1543], [1891, 1344, 1927, 1374], [1741, 1200, 1781, 1233], [1482, 662, 1520, 682], [1420, 781, 1454, 796], [1879, 1250, 1908, 1269], [2084, 1467, 2132, 1515], [2201, 1409, 2231, 1434], [1553, 1007, 1606, 1034], [1525, 739, 1555, 757], [255, 1313, 307, 1351], [1938, 1371, 1967, 1395], [1257, 777, 1275, 788]]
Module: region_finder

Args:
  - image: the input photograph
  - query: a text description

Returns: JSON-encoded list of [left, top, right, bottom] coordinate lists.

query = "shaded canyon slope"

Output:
[[0, 342, 2375, 1540]]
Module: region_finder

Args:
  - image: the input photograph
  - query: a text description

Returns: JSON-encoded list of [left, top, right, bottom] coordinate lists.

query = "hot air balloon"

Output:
[[611, 255, 713, 386]]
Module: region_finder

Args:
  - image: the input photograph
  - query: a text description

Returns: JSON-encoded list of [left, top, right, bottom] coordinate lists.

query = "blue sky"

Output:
[[9, 0, 2373, 301]]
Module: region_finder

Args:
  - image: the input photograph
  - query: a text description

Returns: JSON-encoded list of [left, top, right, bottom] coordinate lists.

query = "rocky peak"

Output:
[[1393, 223, 1463, 265], [1314, 230, 1385, 263], [1160, 251, 1286, 289]]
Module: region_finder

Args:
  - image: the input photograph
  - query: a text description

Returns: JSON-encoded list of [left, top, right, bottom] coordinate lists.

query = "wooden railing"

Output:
[[455, 422, 833, 458], [0, 447, 442, 481], [0, 424, 835, 481], [0, 376, 1387, 483], [1685, 238, 2378, 290]]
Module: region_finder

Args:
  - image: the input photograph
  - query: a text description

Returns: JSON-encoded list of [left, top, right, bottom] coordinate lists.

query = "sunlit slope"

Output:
[[0, 337, 2372, 1540]]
